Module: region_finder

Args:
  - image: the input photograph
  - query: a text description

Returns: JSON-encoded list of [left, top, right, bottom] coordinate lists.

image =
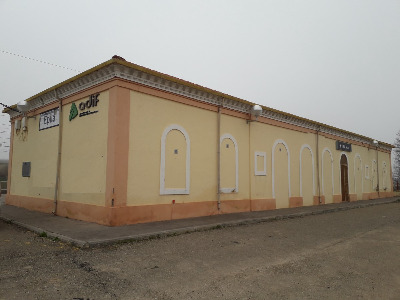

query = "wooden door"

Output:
[[340, 154, 349, 201]]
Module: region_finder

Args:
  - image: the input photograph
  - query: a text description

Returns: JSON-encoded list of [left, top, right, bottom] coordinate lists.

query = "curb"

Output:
[[0, 214, 89, 248], [1, 197, 399, 248]]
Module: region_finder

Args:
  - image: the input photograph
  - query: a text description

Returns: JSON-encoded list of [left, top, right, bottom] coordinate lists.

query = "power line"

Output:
[[1, 49, 80, 72], [0, 102, 20, 113]]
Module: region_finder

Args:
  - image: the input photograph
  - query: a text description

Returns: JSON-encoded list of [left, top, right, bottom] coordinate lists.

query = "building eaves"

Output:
[[3, 56, 395, 149]]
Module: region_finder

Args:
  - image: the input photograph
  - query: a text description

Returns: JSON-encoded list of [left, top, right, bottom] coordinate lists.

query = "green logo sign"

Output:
[[69, 103, 78, 121], [69, 94, 100, 121]]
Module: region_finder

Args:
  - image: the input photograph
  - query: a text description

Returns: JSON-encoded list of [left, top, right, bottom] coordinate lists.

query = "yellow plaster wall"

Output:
[[249, 122, 318, 202], [128, 91, 219, 205], [308, 137, 392, 201], [10, 116, 58, 198], [219, 114, 250, 201], [274, 143, 290, 208], [301, 148, 314, 206], [220, 137, 236, 190], [165, 129, 186, 189], [127, 90, 392, 208], [59, 91, 109, 205], [378, 151, 391, 192]]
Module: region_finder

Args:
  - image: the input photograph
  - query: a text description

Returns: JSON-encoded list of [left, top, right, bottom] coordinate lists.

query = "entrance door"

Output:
[[340, 154, 349, 201]]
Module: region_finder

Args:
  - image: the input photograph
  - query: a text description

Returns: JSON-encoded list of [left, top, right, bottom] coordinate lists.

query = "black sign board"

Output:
[[336, 141, 352, 152]]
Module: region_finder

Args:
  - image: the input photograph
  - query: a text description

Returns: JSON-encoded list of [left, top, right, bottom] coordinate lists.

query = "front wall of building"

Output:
[[10, 114, 59, 200]]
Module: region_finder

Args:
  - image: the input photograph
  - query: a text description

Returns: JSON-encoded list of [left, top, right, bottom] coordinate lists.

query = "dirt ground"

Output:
[[1, 202, 400, 300]]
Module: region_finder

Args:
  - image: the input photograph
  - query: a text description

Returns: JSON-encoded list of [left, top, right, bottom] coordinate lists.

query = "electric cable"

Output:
[[0, 49, 80, 72]]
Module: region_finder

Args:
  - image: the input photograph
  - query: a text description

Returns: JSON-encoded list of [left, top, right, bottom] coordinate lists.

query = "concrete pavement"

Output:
[[1, 196, 399, 248]]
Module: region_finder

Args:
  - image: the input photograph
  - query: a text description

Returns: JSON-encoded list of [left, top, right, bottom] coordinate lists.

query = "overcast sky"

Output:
[[0, 0, 399, 160]]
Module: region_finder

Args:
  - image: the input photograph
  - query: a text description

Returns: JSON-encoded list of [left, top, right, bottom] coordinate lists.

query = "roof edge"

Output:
[[3, 56, 395, 149]]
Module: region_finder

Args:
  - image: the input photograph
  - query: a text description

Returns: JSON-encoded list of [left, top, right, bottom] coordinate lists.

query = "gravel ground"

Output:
[[1, 202, 400, 300]]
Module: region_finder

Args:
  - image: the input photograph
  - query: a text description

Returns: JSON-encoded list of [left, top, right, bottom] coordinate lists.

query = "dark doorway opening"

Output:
[[340, 154, 349, 201]]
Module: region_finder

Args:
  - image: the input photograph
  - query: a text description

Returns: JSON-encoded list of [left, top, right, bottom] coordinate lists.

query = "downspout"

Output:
[[389, 152, 394, 193], [248, 114, 251, 211], [53, 90, 63, 215], [217, 100, 222, 211], [376, 146, 380, 198], [316, 126, 321, 204]]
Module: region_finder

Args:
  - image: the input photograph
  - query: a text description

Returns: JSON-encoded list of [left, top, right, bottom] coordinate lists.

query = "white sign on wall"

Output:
[[39, 108, 59, 131]]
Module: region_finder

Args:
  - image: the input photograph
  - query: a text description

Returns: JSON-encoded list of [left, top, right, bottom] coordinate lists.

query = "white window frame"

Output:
[[220, 133, 239, 193], [254, 151, 267, 176], [365, 165, 370, 179], [160, 124, 190, 195]]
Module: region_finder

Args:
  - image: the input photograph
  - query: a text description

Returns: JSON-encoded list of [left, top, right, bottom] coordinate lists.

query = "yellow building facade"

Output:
[[4, 57, 394, 226]]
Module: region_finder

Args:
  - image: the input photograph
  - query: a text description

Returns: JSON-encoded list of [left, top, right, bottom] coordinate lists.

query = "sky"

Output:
[[0, 0, 399, 161]]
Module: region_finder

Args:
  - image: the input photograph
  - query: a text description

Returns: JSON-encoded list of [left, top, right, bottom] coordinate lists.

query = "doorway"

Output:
[[340, 154, 349, 201]]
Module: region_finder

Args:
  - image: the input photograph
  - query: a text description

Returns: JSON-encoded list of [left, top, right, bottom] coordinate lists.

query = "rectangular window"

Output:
[[255, 152, 267, 176]]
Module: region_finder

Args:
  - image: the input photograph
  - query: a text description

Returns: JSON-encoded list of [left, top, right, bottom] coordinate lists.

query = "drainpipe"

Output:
[[316, 126, 321, 203], [248, 114, 251, 211], [376, 146, 380, 198], [373, 140, 380, 198], [53, 90, 63, 215], [217, 102, 222, 211]]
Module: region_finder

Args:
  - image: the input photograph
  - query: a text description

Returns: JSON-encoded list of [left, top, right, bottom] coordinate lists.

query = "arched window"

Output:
[[354, 153, 363, 196], [160, 125, 190, 195], [299, 144, 315, 197], [272, 139, 291, 199], [321, 148, 334, 202], [382, 162, 387, 190], [220, 133, 238, 193]]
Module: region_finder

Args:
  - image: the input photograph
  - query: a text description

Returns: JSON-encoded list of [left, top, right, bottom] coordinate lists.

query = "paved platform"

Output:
[[1, 196, 399, 248]]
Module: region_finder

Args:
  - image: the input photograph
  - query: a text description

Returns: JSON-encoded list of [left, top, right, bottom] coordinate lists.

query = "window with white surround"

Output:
[[220, 133, 238, 193], [365, 165, 370, 179], [254, 151, 267, 176], [160, 124, 190, 195]]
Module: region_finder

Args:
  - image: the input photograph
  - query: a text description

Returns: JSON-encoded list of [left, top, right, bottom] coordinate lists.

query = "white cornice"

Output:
[[7, 62, 391, 151]]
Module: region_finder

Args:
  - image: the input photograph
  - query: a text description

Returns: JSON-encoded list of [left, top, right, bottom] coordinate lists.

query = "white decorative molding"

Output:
[[254, 151, 267, 176], [6, 61, 393, 152], [272, 139, 291, 199], [299, 144, 315, 196], [220, 133, 239, 193], [365, 165, 370, 179], [160, 124, 190, 195], [371, 159, 377, 189], [382, 161, 387, 189], [354, 153, 363, 194], [321, 147, 334, 196]]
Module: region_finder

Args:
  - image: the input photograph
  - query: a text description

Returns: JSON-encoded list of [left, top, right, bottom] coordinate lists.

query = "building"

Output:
[[4, 56, 394, 226]]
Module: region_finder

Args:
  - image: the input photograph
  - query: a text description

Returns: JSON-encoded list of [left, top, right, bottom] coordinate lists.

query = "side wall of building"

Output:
[[119, 82, 393, 225]]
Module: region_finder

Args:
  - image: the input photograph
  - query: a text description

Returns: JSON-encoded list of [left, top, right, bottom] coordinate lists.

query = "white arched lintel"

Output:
[[272, 139, 291, 198], [220, 133, 239, 193], [160, 124, 190, 195], [371, 159, 377, 190], [382, 161, 387, 189], [354, 153, 363, 194], [299, 144, 315, 197], [321, 147, 334, 195]]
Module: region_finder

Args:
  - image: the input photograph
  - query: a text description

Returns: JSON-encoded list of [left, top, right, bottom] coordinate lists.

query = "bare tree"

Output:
[[393, 130, 400, 191]]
